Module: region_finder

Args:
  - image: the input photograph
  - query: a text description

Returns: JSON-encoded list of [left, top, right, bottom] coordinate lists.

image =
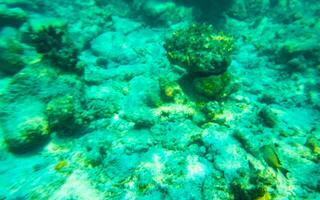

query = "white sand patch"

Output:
[[50, 170, 103, 200]]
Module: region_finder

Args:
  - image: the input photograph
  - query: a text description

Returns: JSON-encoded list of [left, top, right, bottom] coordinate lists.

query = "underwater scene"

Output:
[[0, 0, 320, 199]]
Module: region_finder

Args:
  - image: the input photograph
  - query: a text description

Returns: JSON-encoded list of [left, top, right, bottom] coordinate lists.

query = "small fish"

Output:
[[261, 144, 289, 178]]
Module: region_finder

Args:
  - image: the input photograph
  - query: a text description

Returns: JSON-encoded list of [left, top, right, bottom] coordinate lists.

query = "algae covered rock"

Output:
[[0, 4, 27, 27], [163, 24, 237, 101], [46, 95, 85, 136], [230, 169, 275, 200], [83, 85, 121, 119], [90, 31, 139, 65], [194, 72, 236, 99], [1, 99, 49, 153], [305, 136, 320, 159], [202, 101, 224, 122], [0, 38, 26, 74], [159, 76, 187, 104], [122, 107, 156, 129], [164, 24, 234, 76], [258, 106, 278, 128], [5, 65, 83, 101], [277, 39, 320, 65], [4, 117, 49, 153]]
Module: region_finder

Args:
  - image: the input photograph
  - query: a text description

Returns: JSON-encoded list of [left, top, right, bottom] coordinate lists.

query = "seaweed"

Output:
[[27, 24, 82, 73]]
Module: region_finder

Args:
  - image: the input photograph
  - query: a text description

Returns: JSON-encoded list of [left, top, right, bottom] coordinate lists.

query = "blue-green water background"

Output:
[[0, 0, 319, 199]]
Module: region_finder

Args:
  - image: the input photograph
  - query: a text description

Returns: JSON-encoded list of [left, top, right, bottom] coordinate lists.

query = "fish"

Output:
[[261, 144, 289, 178]]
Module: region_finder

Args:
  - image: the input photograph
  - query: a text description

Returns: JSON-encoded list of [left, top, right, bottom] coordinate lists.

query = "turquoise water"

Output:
[[0, 0, 319, 199]]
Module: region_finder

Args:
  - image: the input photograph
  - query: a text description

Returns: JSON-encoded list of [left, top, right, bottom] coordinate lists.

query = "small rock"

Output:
[[4, 116, 49, 153], [258, 106, 278, 128], [0, 5, 27, 27]]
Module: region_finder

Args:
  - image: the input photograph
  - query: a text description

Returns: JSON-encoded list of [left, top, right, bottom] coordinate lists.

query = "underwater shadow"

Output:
[[7, 137, 51, 156]]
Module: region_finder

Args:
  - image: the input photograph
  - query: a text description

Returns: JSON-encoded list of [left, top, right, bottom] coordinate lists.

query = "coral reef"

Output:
[[0, 0, 319, 199]]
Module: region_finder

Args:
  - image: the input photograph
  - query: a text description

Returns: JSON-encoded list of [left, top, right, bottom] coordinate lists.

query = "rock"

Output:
[[112, 16, 142, 34], [5, 65, 83, 101], [174, 0, 233, 21], [227, 0, 248, 20], [135, 0, 192, 26], [83, 85, 121, 119], [202, 101, 224, 122], [0, 38, 26, 74], [231, 172, 272, 200], [0, 4, 27, 27], [194, 72, 235, 99], [305, 136, 320, 157], [1, 99, 49, 153], [122, 107, 156, 129], [1, 0, 36, 10], [258, 106, 278, 128], [90, 31, 139, 65], [46, 95, 85, 136], [159, 77, 187, 103], [4, 116, 49, 153], [287, 56, 307, 72]]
